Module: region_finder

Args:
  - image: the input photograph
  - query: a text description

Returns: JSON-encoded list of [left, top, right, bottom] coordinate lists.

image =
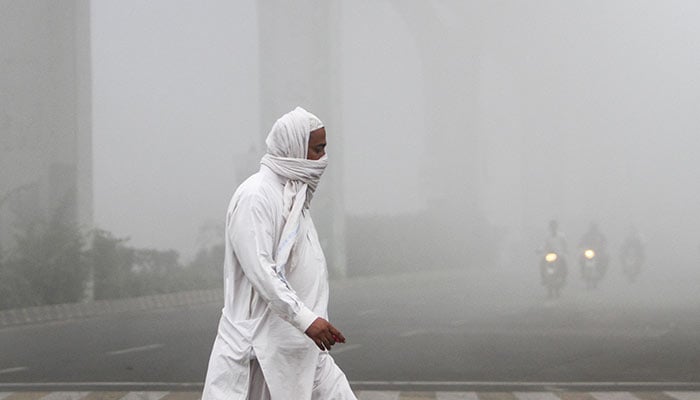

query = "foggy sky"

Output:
[[92, 0, 259, 257], [92, 1, 700, 264]]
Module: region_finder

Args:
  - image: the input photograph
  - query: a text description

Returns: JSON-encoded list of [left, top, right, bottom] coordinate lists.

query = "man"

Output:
[[620, 224, 645, 282], [202, 107, 356, 399], [578, 221, 609, 279], [543, 219, 568, 256], [539, 219, 568, 296]]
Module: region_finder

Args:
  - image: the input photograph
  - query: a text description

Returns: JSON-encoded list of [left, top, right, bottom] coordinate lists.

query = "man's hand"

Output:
[[305, 317, 346, 351]]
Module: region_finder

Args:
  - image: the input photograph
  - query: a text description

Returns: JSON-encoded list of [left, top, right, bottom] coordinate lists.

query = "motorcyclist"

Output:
[[543, 220, 568, 257], [539, 220, 568, 297], [578, 222, 609, 279], [620, 225, 645, 281]]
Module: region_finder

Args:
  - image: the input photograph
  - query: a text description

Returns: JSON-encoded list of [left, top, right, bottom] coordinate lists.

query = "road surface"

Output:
[[1, 262, 699, 393]]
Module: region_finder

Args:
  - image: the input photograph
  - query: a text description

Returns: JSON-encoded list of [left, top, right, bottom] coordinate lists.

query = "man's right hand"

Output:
[[305, 317, 346, 351]]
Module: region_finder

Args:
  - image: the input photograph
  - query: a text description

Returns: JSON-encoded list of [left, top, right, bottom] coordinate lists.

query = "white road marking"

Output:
[[666, 392, 700, 400], [590, 393, 640, 400], [0, 393, 14, 400], [514, 392, 561, 400], [118, 392, 169, 400], [331, 344, 362, 355], [436, 392, 479, 400], [106, 344, 164, 356], [398, 329, 428, 338], [0, 367, 28, 375], [348, 381, 700, 389], [355, 391, 399, 400], [41, 392, 90, 400]]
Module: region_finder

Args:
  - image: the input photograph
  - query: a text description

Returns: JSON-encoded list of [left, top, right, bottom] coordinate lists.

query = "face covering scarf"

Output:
[[260, 107, 328, 282]]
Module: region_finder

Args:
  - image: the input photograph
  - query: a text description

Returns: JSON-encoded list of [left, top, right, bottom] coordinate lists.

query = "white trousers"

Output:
[[248, 353, 356, 400]]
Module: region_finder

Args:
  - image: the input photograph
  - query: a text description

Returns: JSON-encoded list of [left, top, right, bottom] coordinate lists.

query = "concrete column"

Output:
[[257, 1, 346, 277]]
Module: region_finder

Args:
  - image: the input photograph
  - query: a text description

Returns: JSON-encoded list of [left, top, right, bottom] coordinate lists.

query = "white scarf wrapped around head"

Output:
[[260, 106, 328, 277]]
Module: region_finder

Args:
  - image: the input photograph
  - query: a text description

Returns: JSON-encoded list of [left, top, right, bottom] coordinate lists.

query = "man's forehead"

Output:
[[309, 127, 326, 141]]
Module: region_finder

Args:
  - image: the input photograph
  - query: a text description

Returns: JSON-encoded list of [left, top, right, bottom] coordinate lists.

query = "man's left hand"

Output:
[[305, 317, 346, 351]]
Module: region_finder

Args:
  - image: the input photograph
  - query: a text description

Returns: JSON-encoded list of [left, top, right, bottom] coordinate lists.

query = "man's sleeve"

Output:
[[228, 193, 318, 333]]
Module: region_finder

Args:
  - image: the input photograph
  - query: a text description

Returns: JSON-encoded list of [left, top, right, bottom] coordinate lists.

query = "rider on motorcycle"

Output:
[[540, 219, 568, 288], [578, 222, 609, 279], [620, 225, 645, 281], [543, 219, 568, 256]]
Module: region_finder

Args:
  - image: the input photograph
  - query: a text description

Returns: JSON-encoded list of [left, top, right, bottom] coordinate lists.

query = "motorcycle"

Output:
[[579, 248, 607, 289], [540, 252, 567, 299]]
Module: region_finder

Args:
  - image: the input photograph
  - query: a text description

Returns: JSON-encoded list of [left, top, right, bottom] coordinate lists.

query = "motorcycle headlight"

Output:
[[584, 249, 595, 259], [545, 253, 558, 263]]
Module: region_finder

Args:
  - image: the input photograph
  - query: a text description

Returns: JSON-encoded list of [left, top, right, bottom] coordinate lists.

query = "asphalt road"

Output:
[[1, 262, 699, 392]]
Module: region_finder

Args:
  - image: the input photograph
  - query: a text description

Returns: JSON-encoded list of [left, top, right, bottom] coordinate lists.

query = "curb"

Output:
[[0, 289, 223, 329]]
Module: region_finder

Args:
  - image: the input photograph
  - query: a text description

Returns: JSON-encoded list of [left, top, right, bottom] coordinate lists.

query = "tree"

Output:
[[5, 214, 87, 307], [0, 258, 33, 310], [87, 229, 137, 300], [184, 243, 224, 290]]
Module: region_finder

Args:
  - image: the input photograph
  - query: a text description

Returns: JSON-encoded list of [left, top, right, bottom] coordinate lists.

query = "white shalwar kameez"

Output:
[[202, 107, 356, 400]]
